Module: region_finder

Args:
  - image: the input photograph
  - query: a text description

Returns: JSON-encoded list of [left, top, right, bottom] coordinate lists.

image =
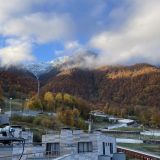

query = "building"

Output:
[[90, 111, 108, 120], [0, 125, 126, 160], [0, 125, 44, 160], [11, 125, 33, 144], [117, 119, 135, 126], [0, 114, 9, 126], [42, 128, 126, 160], [108, 117, 121, 123]]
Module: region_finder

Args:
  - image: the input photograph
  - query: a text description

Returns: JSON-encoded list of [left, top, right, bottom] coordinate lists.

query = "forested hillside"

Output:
[[41, 64, 160, 107], [0, 64, 159, 107], [0, 63, 159, 127], [0, 67, 37, 98]]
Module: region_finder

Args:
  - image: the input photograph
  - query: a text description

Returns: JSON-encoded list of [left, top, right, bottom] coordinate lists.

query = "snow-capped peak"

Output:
[[49, 56, 69, 67], [24, 56, 69, 76], [23, 51, 97, 76]]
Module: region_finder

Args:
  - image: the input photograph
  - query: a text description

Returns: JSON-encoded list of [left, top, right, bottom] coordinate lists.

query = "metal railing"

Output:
[[117, 146, 160, 160]]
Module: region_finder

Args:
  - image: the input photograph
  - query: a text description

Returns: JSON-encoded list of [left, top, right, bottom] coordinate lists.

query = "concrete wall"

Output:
[[113, 153, 126, 160], [13, 128, 33, 144], [0, 146, 12, 160], [55, 153, 100, 160], [42, 129, 118, 159], [13, 145, 45, 160]]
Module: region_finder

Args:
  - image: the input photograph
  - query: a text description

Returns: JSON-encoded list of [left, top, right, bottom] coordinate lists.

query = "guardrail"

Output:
[[101, 129, 141, 135], [117, 146, 160, 160]]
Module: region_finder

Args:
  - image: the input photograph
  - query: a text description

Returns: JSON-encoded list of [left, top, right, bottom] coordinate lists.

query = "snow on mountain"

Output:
[[24, 51, 97, 76], [24, 56, 69, 76], [24, 62, 51, 76], [49, 56, 69, 67]]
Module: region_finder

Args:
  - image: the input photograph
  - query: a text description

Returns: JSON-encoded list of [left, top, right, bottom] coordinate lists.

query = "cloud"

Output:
[[89, 0, 160, 66], [0, 0, 46, 22], [55, 41, 99, 69], [0, 0, 160, 67], [0, 0, 73, 43], [55, 41, 83, 56], [0, 39, 34, 67], [0, 0, 74, 66], [1, 13, 73, 43], [65, 41, 80, 50]]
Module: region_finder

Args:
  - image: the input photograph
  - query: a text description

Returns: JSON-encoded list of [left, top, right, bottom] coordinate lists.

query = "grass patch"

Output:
[[112, 127, 143, 132]]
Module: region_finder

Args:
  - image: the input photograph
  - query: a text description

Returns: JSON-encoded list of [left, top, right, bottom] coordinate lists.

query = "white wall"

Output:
[[42, 130, 117, 159]]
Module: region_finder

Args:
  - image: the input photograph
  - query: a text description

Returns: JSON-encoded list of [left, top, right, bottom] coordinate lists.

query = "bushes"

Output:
[[11, 115, 61, 130], [11, 115, 34, 124], [103, 104, 160, 128], [33, 115, 57, 129], [57, 109, 87, 130], [24, 92, 91, 120]]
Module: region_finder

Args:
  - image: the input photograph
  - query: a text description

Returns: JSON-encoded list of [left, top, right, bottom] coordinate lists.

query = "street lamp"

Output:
[[9, 98, 12, 121]]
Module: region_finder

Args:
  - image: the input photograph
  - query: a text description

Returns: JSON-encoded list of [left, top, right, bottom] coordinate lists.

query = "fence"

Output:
[[117, 146, 160, 160]]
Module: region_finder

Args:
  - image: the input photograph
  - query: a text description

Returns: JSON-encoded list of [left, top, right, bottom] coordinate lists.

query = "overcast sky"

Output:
[[0, 0, 160, 66]]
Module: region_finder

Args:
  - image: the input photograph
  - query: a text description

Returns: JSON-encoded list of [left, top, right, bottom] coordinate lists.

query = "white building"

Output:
[[0, 114, 9, 126], [118, 119, 135, 126], [42, 128, 126, 160], [0, 125, 44, 160], [0, 127, 126, 160]]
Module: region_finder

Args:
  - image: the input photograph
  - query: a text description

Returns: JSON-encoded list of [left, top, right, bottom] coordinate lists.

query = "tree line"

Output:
[[103, 103, 160, 128], [25, 92, 90, 129]]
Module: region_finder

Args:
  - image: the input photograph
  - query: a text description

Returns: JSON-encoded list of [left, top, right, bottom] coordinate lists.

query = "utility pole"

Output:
[[35, 75, 40, 98], [30, 68, 40, 98]]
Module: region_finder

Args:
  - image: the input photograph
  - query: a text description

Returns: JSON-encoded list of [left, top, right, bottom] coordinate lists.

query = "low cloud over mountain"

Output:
[[0, 0, 160, 67]]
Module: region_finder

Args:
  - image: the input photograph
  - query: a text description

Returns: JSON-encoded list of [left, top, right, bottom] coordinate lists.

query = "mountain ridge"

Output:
[[40, 63, 160, 107], [0, 62, 159, 108]]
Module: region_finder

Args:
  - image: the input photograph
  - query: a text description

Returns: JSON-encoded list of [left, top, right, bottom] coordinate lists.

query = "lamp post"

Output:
[[9, 98, 12, 117], [9, 98, 12, 125]]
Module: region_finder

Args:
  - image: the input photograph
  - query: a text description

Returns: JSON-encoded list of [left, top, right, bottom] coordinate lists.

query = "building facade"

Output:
[[42, 128, 125, 160]]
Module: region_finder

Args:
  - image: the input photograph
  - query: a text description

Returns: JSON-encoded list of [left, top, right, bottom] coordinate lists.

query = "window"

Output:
[[46, 143, 60, 156], [78, 142, 93, 153], [103, 142, 105, 155], [109, 143, 113, 154]]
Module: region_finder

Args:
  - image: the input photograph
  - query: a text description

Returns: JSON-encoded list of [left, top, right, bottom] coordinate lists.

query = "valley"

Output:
[[0, 63, 160, 129]]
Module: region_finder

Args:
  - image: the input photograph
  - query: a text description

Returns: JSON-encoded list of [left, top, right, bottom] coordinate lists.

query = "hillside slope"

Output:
[[0, 67, 37, 98], [41, 64, 160, 107], [0, 63, 159, 107]]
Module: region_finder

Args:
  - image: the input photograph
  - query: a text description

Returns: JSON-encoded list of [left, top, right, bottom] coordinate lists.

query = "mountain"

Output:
[[0, 60, 159, 107], [23, 62, 52, 77], [0, 66, 37, 98], [23, 56, 69, 76], [40, 63, 160, 107], [23, 51, 97, 76]]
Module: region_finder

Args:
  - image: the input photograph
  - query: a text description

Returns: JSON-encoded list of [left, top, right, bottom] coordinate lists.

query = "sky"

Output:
[[0, 0, 160, 67]]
